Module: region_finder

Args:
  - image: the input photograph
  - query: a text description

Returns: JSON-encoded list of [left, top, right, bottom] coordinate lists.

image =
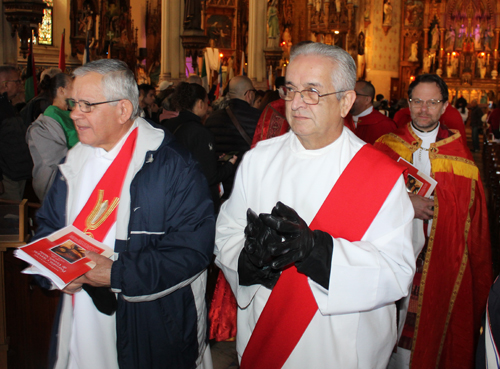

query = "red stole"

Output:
[[240, 144, 406, 368], [73, 128, 138, 241]]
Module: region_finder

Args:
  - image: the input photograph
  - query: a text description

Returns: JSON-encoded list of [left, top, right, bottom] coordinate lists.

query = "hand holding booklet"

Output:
[[14, 225, 114, 290], [397, 157, 437, 198]]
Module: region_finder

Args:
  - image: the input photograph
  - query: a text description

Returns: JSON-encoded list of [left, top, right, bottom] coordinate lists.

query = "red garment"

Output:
[[374, 123, 492, 369], [251, 99, 289, 148], [345, 110, 396, 145], [208, 270, 237, 341], [487, 108, 500, 133]]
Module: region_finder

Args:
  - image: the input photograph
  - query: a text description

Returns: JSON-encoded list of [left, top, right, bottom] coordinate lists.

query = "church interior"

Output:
[[1, 0, 499, 103], [1, 0, 500, 368]]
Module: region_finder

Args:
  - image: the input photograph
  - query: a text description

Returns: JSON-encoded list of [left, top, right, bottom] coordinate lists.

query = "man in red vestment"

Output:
[[375, 74, 492, 369], [394, 104, 471, 155], [344, 80, 396, 144]]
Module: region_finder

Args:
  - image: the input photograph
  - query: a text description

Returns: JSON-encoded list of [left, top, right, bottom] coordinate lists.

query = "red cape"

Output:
[[345, 109, 396, 144], [251, 99, 289, 148], [375, 124, 492, 368]]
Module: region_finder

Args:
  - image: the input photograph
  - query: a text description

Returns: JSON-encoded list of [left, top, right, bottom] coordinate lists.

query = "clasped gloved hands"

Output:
[[238, 209, 282, 288], [239, 202, 334, 290]]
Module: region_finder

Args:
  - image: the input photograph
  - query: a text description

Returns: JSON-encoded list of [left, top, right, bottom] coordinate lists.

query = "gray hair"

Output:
[[73, 59, 139, 120], [0, 66, 18, 81], [289, 43, 356, 100]]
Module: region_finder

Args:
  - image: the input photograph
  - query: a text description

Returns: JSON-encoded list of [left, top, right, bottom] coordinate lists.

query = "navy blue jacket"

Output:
[[36, 128, 215, 369]]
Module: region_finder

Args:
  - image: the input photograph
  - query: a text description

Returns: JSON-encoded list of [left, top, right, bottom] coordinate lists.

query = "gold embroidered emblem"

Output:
[[84, 190, 120, 238]]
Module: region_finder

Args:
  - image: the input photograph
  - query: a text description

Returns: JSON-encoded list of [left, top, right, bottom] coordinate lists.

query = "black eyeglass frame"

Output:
[[278, 86, 347, 105], [66, 98, 122, 113]]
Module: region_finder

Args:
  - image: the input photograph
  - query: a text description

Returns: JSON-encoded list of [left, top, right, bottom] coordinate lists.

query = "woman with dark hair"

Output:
[[455, 96, 468, 124], [26, 73, 77, 201], [163, 82, 236, 213]]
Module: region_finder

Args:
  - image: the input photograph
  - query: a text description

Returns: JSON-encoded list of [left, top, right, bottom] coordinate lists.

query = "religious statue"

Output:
[[409, 41, 418, 62], [335, 0, 341, 13], [184, 0, 202, 29], [445, 26, 455, 51], [457, 24, 466, 49], [79, 2, 94, 37], [474, 24, 482, 50], [446, 63, 453, 78], [281, 28, 292, 59], [358, 32, 365, 55], [451, 56, 459, 75], [267, 0, 280, 48], [430, 24, 440, 50], [364, 1, 371, 21], [484, 25, 493, 51], [477, 56, 486, 78], [383, 0, 393, 26], [423, 51, 431, 73]]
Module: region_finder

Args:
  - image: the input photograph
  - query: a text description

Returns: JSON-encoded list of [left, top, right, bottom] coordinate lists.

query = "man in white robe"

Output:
[[215, 43, 416, 368]]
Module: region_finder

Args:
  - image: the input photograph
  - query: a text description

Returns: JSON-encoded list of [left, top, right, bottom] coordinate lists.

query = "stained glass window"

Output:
[[38, 0, 53, 45]]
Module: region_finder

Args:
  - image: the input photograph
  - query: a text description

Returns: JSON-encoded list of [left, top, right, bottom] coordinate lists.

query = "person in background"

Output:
[[252, 90, 265, 109], [344, 80, 396, 144], [21, 67, 62, 129], [26, 73, 76, 202], [163, 82, 236, 213], [0, 65, 32, 200], [469, 99, 483, 152], [487, 103, 500, 139], [375, 74, 491, 369], [455, 96, 468, 124], [138, 83, 159, 123], [205, 75, 260, 199], [373, 93, 384, 109]]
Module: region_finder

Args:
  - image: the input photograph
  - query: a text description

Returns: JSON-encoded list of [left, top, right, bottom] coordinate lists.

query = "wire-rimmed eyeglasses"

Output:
[[409, 98, 444, 110], [278, 86, 346, 105], [66, 98, 122, 113]]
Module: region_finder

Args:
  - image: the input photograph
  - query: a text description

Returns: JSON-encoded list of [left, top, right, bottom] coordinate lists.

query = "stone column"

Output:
[[0, 5, 18, 65], [160, 0, 185, 84], [247, 0, 267, 83]]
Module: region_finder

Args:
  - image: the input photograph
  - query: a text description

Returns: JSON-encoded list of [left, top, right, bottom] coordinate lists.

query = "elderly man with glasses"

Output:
[[344, 80, 396, 144], [0, 66, 32, 201], [215, 42, 416, 368], [33, 59, 215, 369], [375, 74, 492, 369]]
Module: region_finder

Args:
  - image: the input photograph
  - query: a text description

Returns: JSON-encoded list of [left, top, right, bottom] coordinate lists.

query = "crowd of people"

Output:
[[0, 40, 498, 369]]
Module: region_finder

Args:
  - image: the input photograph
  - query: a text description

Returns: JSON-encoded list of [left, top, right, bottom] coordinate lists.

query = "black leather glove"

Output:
[[238, 208, 281, 288], [261, 202, 333, 289]]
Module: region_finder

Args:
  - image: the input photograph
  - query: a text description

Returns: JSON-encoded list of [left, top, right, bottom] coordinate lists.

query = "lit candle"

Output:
[[447, 53, 450, 64], [487, 54, 490, 64]]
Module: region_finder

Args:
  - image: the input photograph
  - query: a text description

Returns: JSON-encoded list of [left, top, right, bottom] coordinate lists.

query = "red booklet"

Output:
[[397, 158, 438, 198], [14, 225, 114, 289]]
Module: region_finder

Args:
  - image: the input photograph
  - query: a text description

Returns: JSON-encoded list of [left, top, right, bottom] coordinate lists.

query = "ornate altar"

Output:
[[399, 0, 500, 102], [307, 0, 357, 50], [69, 0, 137, 72]]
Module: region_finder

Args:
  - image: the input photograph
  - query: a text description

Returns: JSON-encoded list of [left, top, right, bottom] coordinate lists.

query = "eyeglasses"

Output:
[[355, 91, 371, 97], [409, 98, 444, 110], [66, 98, 122, 113], [279, 86, 346, 105]]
